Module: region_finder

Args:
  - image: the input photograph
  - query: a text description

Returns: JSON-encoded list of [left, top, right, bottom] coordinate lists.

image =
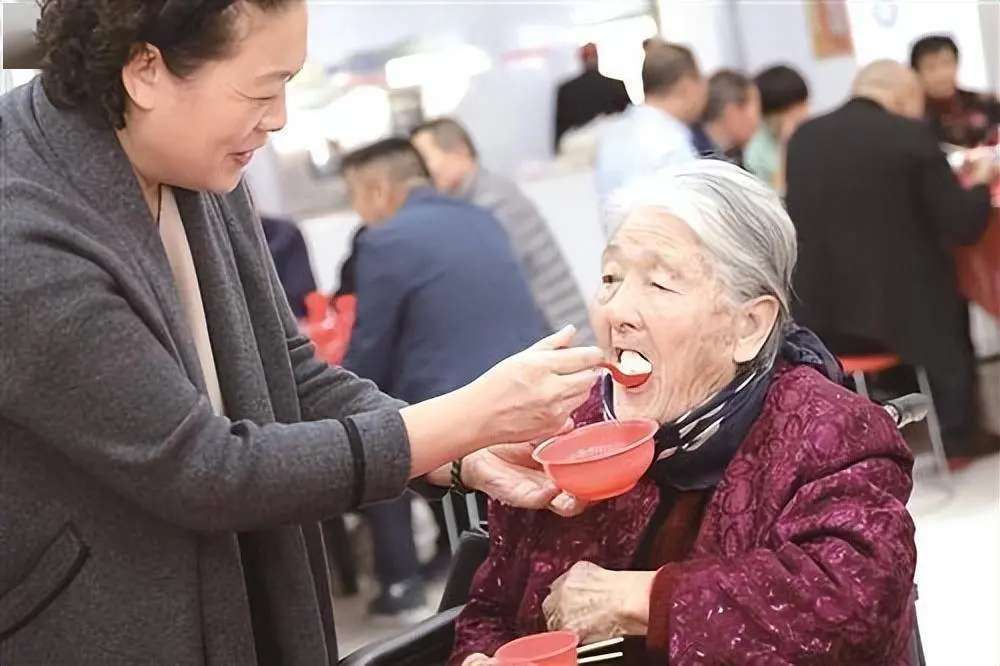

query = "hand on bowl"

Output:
[[462, 443, 588, 518]]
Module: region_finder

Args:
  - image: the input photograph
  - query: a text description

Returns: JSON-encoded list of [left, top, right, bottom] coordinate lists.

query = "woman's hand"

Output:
[[463, 443, 588, 517], [461, 654, 496, 666], [465, 326, 603, 447], [542, 562, 656, 644]]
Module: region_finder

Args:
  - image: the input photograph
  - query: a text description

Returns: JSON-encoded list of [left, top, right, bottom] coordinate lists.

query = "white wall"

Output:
[[846, 0, 991, 90], [658, 0, 743, 73], [733, 1, 857, 113], [982, 1, 999, 91]]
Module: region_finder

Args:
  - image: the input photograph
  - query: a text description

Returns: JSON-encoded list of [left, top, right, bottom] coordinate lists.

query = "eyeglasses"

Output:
[[146, 0, 238, 49]]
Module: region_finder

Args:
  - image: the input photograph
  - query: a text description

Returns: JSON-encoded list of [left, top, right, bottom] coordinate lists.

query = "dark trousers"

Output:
[[361, 494, 420, 587], [819, 325, 979, 455]]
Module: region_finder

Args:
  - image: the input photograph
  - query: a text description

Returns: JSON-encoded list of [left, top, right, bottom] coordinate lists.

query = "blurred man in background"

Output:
[[910, 34, 1000, 148], [411, 118, 595, 345], [691, 69, 761, 164], [554, 42, 631, 153], [745, 64, 810, 194], [786, 60, 999, 467], [260, 215, 317, 319], [594, 41, 707, 202], [339, 138, 546, 621]]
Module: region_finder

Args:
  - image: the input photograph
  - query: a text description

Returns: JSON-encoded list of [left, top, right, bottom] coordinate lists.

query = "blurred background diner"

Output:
[[3, 0, 998, 664]]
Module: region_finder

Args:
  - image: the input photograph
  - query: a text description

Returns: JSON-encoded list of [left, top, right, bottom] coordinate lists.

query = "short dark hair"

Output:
[[754, 65, 809, 116], [702, 70, 754, 122], [642, 42, 700, 96], [910, 34, 960, 70], [36, 0, 295, 129], [410, 118, 478, 159], [340, 137, 431, 183]]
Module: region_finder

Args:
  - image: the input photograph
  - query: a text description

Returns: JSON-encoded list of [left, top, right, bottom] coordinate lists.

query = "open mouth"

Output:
[[614, 349, 653, 383]]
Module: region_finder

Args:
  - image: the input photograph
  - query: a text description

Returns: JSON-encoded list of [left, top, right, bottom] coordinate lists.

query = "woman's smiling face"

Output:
[[592, 209, 741, 425]]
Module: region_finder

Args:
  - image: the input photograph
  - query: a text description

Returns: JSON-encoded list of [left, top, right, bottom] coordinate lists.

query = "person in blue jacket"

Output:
[[339, 137, 547, 621], [260, 215, 317, 318]]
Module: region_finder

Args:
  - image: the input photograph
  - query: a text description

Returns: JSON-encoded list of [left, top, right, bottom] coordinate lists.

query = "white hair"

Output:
[[602, 160, 797, 367]]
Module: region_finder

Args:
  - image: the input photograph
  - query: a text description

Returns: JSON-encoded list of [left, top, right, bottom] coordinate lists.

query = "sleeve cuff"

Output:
[[346, 407, 411, 507], [646, 563, 684, 660]]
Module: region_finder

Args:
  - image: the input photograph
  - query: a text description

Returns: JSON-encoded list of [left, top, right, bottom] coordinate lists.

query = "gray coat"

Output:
[[0, 78, 412, 665]]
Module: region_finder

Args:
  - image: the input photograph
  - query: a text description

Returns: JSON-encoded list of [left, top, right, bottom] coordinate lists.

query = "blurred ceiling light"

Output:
[[285, 62, 341, 110], [573, 15, 658, 104], [573, 14, 657, 47], [517, 24, 567, 50], [384, 45, 491, 90], [421, 78, 472, 117], [570, 1, 648, 26], [271, 86, 391, 156]]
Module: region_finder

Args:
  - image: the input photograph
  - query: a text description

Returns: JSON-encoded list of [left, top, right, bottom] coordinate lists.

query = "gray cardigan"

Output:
[[0, 78, 412, 665]]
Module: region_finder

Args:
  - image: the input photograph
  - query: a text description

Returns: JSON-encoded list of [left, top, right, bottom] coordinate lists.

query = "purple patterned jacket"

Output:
[[452, 365, 917, 665]]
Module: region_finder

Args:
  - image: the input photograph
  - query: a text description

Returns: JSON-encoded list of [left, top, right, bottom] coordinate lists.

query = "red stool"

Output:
[[839, 354, 950, 481]]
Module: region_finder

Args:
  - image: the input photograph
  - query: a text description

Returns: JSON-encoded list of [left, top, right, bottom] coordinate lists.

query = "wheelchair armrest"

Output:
[[338, 605, 464, 666]]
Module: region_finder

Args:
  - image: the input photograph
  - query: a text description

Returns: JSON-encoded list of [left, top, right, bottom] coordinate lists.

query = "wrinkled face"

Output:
[[915, 49, 959, 100], [121, 1, 307, 193], [411, 131, 469, 193], [592, 210, 741, 425], [720, 86, 761, 148]]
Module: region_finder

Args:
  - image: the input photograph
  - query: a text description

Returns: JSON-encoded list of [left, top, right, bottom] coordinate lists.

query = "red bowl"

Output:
[[532, 419, 658, 501], [494, 631, 579, 665]]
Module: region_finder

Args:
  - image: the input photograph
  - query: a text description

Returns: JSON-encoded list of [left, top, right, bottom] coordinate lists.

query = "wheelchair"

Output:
[[340, 395, 932, 666]]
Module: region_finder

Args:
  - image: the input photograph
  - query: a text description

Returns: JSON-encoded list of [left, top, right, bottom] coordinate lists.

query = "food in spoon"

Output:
[[618, 350, 652, 376], [599, 350, 653, 388]]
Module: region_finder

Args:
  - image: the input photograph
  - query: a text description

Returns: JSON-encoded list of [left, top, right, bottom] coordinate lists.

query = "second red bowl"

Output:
[[494, 630, 579, 665]]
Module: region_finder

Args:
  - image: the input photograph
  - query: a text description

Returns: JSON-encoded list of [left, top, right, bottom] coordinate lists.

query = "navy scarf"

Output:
[[602, 324, 845, 491]]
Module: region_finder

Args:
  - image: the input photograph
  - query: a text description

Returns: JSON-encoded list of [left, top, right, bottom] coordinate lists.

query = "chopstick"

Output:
[[576, 637, 626, 664], [578, 652, 624, 664], [577, 637, 624, 655]]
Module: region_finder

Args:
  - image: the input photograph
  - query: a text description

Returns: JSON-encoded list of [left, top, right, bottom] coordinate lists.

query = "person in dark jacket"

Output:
[[260, 215, 316, 318], [785, 60, 998, 464], [339, 138, 548, 620], [553, 42, 631, 152], [334, 224, 365, 298], [910, 34, 1000, 148]]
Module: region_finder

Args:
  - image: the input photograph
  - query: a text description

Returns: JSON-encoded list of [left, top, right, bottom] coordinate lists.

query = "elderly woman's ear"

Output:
[[731, 295, 781, 364]]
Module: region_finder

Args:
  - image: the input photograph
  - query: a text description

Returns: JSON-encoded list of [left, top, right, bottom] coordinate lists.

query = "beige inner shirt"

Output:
[[158, 187, 225, 416]]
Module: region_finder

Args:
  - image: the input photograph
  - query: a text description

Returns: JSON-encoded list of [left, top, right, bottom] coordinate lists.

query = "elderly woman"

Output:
[[0, 1, 601, 664], [454, 161, 917, 665]]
